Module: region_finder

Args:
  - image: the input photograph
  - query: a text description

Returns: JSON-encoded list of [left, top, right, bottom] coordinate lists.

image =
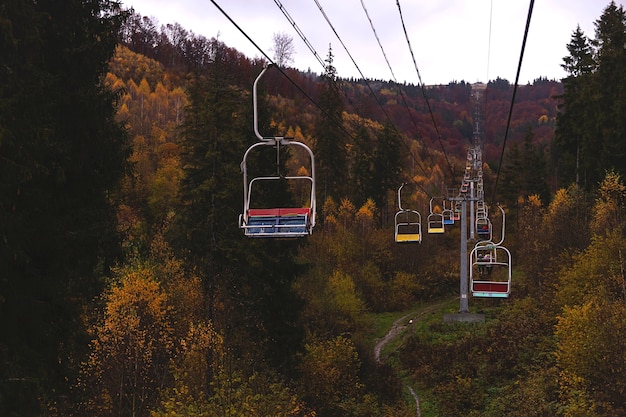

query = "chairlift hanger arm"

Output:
[[253, 64, 272, 141], [397, 183, 407, 211], [493, 204, 506, 246]]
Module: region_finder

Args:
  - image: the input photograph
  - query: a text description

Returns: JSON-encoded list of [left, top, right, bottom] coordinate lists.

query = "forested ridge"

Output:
[[1, 1, 626, 416]]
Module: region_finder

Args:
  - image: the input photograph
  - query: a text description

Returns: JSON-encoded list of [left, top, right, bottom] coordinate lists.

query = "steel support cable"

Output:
[[273, 0, 367, 127], [490, 0, 535, 204], [273, 0, 326, 69], [359, 0, 396, 81], [359, 0, 439, 173], [313, 0, 438, 196], [272, 0, 428, 196], [209, 0, 353, 141], [212, 0, 435, 198], [395, 0, 457, 184], [272, 0, 397, 142]]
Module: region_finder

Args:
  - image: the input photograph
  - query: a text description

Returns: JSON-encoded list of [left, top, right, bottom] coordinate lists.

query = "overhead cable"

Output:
[[273, 0, 326, 70], [490, 0, 535, 203], [359, 0, 439, 172], [395, 0, 457, 184], [209, 0, 353, 140], [314, 0, 438, 195]]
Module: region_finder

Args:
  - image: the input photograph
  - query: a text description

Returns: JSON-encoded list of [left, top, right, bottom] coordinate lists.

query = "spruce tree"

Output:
[[501, 128, 550, 207], [0, 0, 129, 413], [314, 45, 347, 202], [554, 3, 626, 188], [172, 57, 304, 370], [350, 125, 375, 207], [372, 123, 402, 220], [553, 26, 596, 187], [592, 1, 626, 183]]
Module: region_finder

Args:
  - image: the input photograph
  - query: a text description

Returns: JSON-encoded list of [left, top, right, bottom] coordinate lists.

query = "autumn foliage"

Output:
[[3, 2, 626, 416]]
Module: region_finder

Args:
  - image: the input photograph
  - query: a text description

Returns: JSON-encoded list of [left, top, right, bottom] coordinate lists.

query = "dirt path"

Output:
[[374, 298, 456, 416], [374, 298, 455, 363], [374, 312, 413, 363]]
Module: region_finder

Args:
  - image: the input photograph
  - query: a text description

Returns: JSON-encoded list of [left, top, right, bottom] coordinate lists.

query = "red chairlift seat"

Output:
[[244, 207, 312, 237]]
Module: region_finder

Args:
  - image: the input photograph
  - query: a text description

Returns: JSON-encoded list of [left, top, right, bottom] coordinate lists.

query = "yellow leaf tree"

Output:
[[78, 265, 174, 417]]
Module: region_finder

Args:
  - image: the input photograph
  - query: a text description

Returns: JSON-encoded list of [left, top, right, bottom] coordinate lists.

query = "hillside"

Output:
[[118, 10, 563, 167], [2, 2, 626, 417]]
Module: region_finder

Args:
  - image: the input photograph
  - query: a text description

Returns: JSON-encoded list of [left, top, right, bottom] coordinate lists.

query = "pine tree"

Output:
[[501, 128, 550, 206], [173, 40, 249, 277], [350, 125, 375, 207], [554, 3, 626, 188]]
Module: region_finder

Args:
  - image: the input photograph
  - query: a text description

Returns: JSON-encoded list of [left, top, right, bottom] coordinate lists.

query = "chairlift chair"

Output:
[[453, 201, 462, 221], [394, 184, 422, 243], [427, 213, 445, 234], [395, 210, 422, 243], [427, 197, 445, 234], [442, 204, 455, 225], [239, 65, 316, 238], [476, 217, 491, 240], [239, 143, 316, 238], [470, 243, 512, 298]]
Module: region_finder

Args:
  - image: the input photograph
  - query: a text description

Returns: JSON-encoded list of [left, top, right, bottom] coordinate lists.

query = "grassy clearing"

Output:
[[367, 296, 507, 416]]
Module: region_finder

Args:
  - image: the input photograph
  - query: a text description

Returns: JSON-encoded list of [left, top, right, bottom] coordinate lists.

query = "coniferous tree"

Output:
[[172, 57, 304, 370], [314, 45, 347, 202], [592, 2, 626, 182], [0, 0, 129, 413], [372, 123, 402, 221], [350, 125, 375, 207], [500, 128, 550, 207], [553, 26, 596, 187], [554, 3, 626, 188], [173, 39, 249, 280]]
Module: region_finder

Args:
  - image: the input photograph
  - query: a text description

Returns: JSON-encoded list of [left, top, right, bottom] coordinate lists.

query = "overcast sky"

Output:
[[124, 0, 623, 85]]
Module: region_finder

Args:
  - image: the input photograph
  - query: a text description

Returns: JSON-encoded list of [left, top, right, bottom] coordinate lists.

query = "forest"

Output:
[[1, 1, 626, 416]]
